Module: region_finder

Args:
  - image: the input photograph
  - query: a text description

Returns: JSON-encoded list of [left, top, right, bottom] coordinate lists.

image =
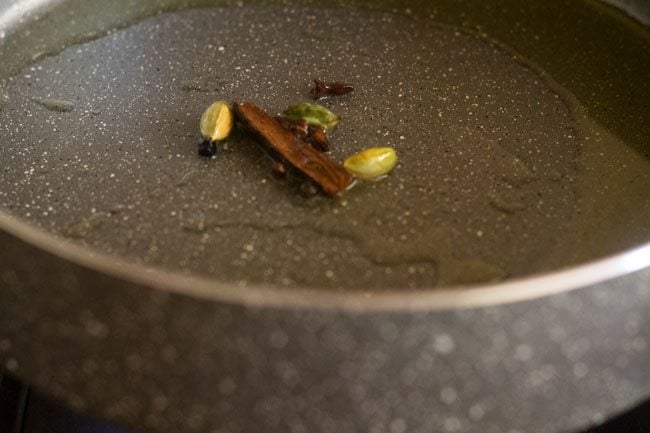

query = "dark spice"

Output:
[[307, 124, 330, 152], [310, 78, 354, 100], [276, 116, 331, 152], [300, 181, 319, 197], [232, 102, 353, 196], [198, 139, 217, 158], [271, 161, 288, 180], [275, 116, 309, 140]]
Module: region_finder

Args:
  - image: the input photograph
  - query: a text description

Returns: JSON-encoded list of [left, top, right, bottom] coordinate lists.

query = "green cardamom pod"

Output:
[[200, 101, 233, 142], [344, 147, 397, 180], [283, 102, 340, 131]]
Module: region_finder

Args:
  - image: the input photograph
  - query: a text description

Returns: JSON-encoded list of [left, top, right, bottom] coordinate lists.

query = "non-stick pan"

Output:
[[1, 0, 649, 432]]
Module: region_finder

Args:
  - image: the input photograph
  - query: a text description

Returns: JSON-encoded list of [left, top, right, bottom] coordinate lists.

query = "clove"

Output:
[[276, 116, 331, 152], [271, 161, 288, 180], [307, 124, 330, 152], [310, 78, 354, 100], [300, 181, 319, 197], [275, 116, 309, 140]]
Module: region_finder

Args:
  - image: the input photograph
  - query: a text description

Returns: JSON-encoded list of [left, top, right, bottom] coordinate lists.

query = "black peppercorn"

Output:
[[198, 139, 217, 158]]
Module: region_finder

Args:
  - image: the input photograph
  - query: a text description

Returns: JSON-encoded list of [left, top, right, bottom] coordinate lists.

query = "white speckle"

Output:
[[161, 345, 178, 363], [68, 394, 86, 411], [126, 354, 143, 371], [152, 394, 169, 411], [590, 412, 605, 424], [632, 337, 647, 352], [219, 377, 237, 395], [440, 386, 458, 404], [444, 417, 462, 432], [379, 322, 399, 342], [389, 418, 407, 433], [469, 403, 486, 421], [82, 359, 98, 374], [433, 333, 455, 354], [0, 338, 11, 352], [514, 344, 533, 361], [624, 314, 641, 335], [573, 363, 588, 378], [5, 357, 18, 371], [325, 270, 334, 279], [269, 330, 289, 349], [109, 173, 115, 178], [84, 318, 109, 338], [188, 413, 205, 429], [526, 365, 556, 387]]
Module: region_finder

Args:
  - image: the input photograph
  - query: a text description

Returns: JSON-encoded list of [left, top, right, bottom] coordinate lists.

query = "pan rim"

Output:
[[1, 209, 649, 312], [0, 0, 649, 312]]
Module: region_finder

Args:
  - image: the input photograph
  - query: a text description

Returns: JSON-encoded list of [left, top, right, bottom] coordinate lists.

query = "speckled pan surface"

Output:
[[1, 228, 649, 433], [0, 0, 649, 290], [0, 1, 649, 433]]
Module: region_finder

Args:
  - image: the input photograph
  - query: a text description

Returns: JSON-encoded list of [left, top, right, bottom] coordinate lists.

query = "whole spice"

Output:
[[311, 78, 354, 100], [276, 116, 331, 152], [307, 124, 330, 152], [300, 181, 319, 197], [275, 116, 309, 140], [283, 102, 340, 131], [233, 102, 353, 196], [198, 139, 217, 158], [200, 100, 234, 142], [271, 161, 288, 180], [343, 147, 398, 180]]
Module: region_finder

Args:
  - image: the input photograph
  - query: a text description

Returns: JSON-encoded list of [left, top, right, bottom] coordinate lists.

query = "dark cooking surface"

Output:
[[1, 5, 649, 290], [1, 371, 648, 433], [0, 1, 649, 433]]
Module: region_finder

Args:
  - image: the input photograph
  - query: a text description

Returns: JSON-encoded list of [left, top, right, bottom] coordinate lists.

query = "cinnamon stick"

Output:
[[233, 102, 353, 196]]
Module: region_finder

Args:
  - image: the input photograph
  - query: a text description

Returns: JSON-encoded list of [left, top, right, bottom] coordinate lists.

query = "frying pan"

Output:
[[1, 0, 649, 432]]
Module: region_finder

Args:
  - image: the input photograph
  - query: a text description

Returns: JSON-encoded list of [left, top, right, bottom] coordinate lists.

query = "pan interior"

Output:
[[0, 0, 649, 290]]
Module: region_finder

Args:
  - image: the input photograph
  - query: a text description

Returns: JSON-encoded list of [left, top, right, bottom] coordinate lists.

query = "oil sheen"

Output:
[[0, 4, 648, 290]]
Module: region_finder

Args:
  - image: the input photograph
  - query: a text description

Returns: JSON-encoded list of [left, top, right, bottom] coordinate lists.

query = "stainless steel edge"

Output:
[[1, 209, 649, 312], [601, 0, 650, 24]]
